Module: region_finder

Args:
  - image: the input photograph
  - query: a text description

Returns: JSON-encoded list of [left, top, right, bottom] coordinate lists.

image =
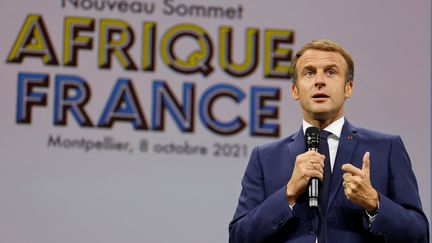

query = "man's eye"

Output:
[[305, 71, 314, 78], [326, 70, 336, 77]]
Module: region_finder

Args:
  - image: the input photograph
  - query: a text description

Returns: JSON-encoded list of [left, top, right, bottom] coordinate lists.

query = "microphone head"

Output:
[[305, 127, 320, 151]]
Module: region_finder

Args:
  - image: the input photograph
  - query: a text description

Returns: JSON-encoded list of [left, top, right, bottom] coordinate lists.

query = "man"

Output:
[[229, 39, 429, 242]]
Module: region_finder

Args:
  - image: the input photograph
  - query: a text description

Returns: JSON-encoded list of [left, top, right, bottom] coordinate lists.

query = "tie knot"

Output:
[[320, 130, 331, 140]]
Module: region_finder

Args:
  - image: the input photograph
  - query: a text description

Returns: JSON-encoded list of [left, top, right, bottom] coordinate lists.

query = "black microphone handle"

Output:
[[308, 148, 319, 207], [304, 126, 320, 208], [309, 179, 319, 207]]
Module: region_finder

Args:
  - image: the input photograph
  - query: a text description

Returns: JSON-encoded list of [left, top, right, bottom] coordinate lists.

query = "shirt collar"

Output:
[[302, 117, 345, 138]]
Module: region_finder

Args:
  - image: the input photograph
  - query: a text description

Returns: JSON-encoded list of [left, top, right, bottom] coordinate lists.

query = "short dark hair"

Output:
[[290, 39, 354, 84]]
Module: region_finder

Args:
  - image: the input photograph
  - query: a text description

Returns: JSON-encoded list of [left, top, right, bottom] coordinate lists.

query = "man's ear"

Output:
[[345, 81, 353, 99], [292, 83, 299, 100]]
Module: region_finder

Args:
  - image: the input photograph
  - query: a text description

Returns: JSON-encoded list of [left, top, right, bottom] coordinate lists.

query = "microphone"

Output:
[[305, 127, 320, 207]]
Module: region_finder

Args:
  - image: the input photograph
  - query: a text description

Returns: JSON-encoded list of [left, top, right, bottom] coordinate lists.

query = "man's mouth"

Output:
[[312, 93, 330, 100]]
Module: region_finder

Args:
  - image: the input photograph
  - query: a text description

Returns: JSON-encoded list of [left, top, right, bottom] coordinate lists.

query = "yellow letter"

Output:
[[263, 29, 294, 79], [142, 22, 156, 71], [99, 19, 137, 70], [160, 23, 213, 76], [7, 14, 59, 65], [219, 26, 259, 77], [63, 17, 95, 66]]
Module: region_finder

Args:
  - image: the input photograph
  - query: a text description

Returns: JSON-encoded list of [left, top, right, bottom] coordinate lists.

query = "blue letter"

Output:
[[152, 81, 195, 132], [250, 87, 280, 137], [54, 75, 93, 126], [16, 72, 49, 123], [199, 84, 245, 135], [98, 79, 147, 129]]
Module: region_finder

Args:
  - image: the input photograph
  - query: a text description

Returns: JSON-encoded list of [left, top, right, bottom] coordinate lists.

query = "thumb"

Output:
[[362, 151, 370, 175]]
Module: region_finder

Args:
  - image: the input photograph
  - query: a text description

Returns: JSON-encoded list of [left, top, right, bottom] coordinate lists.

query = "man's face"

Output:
[[292, 49, 353, 122]]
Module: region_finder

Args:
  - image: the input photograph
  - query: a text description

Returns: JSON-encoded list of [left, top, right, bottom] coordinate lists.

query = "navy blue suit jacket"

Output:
[[229, 121, 429, 242]]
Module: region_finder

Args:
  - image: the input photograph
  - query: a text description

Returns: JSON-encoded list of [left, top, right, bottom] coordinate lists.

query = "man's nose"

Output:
[[314, 71, 326, 87]]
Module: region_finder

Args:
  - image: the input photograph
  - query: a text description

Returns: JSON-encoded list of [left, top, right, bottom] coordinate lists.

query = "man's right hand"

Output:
[[286, 151, 325, 205]]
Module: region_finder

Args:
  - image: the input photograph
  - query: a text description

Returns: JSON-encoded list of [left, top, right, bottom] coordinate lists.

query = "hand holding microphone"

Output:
[[286, 127, 325, 206]]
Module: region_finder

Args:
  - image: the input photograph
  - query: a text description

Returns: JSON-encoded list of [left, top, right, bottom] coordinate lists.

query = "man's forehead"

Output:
[[297, 49, 347, 69]]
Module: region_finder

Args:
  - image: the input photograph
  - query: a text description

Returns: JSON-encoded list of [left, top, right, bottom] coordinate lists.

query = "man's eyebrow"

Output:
[[324, 64, 340, 70], [301, 65, 316, 71], [300, 64, 341, 73]]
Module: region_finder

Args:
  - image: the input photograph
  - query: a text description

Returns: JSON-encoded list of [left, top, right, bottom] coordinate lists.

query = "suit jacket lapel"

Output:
[[286, 127, 306, 169], [327, 120, 359, 210]]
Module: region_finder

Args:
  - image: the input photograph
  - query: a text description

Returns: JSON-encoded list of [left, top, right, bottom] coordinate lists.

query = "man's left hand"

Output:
[[341, 152, 379, 212]]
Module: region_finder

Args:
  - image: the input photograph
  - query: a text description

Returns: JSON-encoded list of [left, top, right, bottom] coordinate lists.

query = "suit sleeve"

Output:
[[228, 146, 296, 243], [366, 135, 429, 242]]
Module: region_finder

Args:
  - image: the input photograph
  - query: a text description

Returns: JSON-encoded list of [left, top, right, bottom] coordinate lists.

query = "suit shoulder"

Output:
[[255, 133, 295, 153], [355, 126, 400, 141]]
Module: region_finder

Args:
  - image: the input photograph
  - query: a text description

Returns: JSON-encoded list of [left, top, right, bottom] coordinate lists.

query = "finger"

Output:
[[343, 172, 353, 181], [303, 150, 322, 157], [309, 163, 317, 172], [304, 161, 322, 173], [308, 170, 323, 181], [310, 154, 325, 168], [341, 163, 362, 175], [362, 151, 371, 176], [344, 186, 352, 200], [319, 154, 325, 166], [309, 154, 325, 165], [301, 160, 325, 171], [297, 154, 324, 166], [308, 164, 324, 175], [313, 163, 324, 174]]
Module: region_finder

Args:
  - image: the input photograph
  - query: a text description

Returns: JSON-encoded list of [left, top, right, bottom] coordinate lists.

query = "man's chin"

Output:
[[310, 111, 333, 120]]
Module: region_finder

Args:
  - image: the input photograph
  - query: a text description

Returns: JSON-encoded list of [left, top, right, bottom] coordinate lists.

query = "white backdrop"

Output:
[[0, 0, 430, 242]]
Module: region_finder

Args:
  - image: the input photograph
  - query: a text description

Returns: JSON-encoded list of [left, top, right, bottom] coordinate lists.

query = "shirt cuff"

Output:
[[365, 200, 380, 226], [289, 202, 296, 211]]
